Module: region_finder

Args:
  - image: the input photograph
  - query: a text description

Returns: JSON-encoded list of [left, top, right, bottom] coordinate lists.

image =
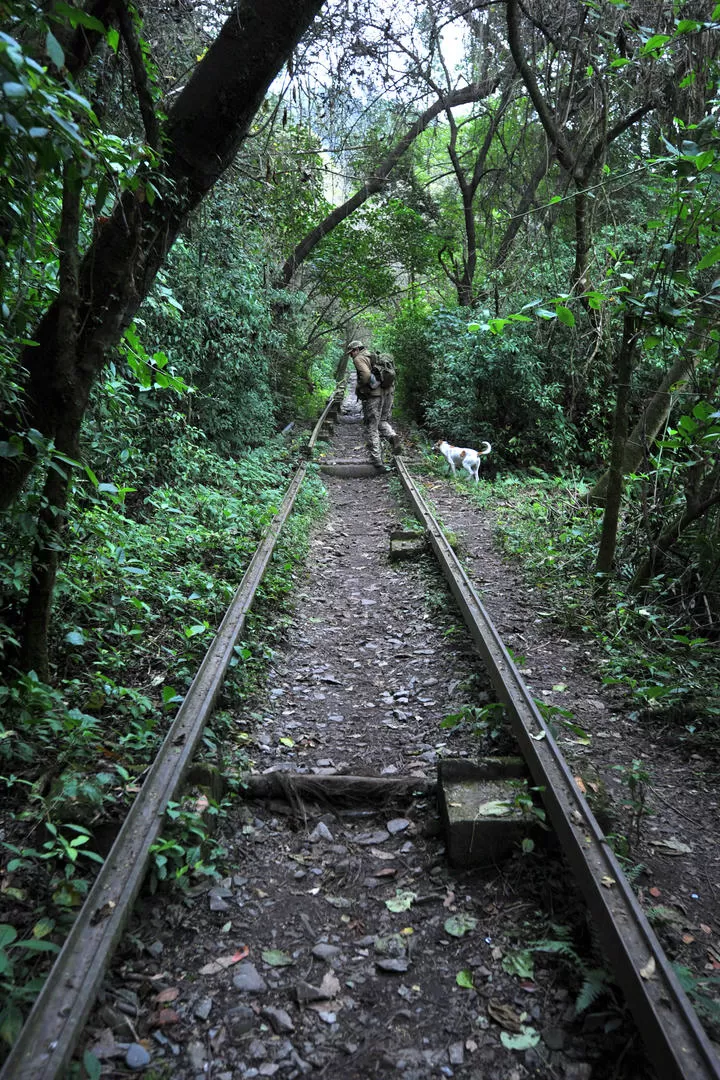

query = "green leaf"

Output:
[[83, 1050, 102, 1080], [32, 917, 55, 939], [2, 81, 27, 98], [501, 1026, 540, 1050], [385, 889, 416, 912], [640, 34, 671, 53], [261, 949, 294, 967], [555, 305, 575, 327], [535, 308, 557, 320], [106, 27, 120, 52], [0, 1003, 23, 1046], [14, 938, 61, 952], [698, 246, 720, 271], [184, 624, 207, 638], [502, 949, 535, 979], [456, 969, 474, 988], [0, 924, 18, 948], [65, 630, 85, 646], [444, 914, 478, 938], [45, 30, 65, 68], [53, 1, 107, 33]]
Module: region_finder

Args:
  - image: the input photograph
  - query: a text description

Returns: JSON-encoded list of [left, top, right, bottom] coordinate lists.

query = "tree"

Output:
[[1, 0, 326, 675]]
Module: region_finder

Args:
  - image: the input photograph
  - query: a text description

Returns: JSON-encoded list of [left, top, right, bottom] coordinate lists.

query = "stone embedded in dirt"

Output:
[[354, 830, 391, 845], [232, 962, 268, 993], [261, 1005, 294, 1033], [449, 1041, 465, 1065], [226, 1005, 257, 1036], [376, 956, 410, 973], [193, 996, 213, 1020], [308, 822, 334, 843], [125, 1043, 151, 1071], [312, 942, 341, 961], [381, 765, 398, 775], [318, 1010, 337, 1024], [295, 980, 327, 1003], [386, 818, 411, 834], [563, 1064, 593, 1080], [248, 1039, 268, 1061], [186, 1041, 206, 1070]]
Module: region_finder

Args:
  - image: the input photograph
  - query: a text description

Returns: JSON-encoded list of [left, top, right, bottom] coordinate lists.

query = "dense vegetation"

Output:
[[1, 0, 719, 1057]]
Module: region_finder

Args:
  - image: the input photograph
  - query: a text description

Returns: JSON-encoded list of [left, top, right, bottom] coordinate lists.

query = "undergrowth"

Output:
[[0, 431, 326, 1054], [475, 474, 720, 750]]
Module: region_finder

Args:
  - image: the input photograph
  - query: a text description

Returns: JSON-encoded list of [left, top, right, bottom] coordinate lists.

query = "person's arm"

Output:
[[354, 350, 372, 390]]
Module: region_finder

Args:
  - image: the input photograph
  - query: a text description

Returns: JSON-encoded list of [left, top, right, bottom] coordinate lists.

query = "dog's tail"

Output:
[[479, 442, 492, 456]]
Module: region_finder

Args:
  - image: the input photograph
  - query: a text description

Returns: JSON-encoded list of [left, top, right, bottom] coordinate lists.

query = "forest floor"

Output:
[[81, 387, 720, 1079]]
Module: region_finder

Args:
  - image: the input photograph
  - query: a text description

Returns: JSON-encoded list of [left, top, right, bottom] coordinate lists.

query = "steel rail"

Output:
[[396, 458, 720, 1080], [1, 463, 309, 1080], [306, 384, 344, 453]]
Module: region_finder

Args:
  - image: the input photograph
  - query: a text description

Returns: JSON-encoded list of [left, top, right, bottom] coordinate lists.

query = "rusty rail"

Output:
[[0, 463, 309, 1080], [396, 457, 720, 1080]]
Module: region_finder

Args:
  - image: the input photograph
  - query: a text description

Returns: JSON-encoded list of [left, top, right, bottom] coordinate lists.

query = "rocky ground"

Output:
[[80, 389, 719, 1079]]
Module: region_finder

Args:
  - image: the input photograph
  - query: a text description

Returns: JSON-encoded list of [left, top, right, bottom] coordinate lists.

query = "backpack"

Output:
[[369, 351, 396, 389]]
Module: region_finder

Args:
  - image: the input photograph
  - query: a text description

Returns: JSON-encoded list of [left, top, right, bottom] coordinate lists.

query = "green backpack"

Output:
[[369, 352, 396, 389]]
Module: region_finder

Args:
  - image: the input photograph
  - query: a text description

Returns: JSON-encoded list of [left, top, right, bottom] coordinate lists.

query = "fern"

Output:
[[576, 968, 612, 1014]]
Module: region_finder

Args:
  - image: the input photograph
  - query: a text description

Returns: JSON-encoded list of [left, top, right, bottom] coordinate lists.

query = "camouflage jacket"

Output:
[[352, 348, 381, 399]]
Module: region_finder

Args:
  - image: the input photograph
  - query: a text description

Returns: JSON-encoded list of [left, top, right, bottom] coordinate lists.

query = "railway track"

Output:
[[2, 383, 719, 1080]]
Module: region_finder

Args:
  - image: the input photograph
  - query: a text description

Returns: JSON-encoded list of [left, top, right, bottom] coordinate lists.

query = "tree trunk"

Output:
[[21, 161, 82, 676], [0, 0, 325, 512], [594, 314, 639, 592], [588, 331, 707, 506], [493, 148, 550, 269]]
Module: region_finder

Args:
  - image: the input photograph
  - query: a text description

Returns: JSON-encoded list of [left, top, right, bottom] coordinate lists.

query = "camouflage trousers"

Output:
[[362, 392, 397, 466]]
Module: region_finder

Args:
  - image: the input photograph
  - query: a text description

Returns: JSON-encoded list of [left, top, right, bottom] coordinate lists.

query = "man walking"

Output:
[[347, 340, 400, 470]]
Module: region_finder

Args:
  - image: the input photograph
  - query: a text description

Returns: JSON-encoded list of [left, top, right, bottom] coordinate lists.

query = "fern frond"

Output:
[[576, 967, 611, 1014]]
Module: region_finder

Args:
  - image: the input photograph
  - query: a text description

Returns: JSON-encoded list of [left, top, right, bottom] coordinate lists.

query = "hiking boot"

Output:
[[390, 435, 403, 454]]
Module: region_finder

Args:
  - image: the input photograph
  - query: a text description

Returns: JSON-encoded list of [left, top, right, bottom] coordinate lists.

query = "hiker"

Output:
[[347, 340, 400, 469]]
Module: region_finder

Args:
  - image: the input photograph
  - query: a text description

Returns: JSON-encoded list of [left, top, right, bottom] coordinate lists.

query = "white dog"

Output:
[[434, 439, 491, 483]]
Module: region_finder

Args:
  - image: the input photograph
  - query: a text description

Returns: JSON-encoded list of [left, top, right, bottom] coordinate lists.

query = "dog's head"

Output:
[[432, 440, 443, 453]]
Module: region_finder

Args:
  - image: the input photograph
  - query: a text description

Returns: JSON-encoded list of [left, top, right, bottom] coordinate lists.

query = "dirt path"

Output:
[[83, 401, 657, 1079]]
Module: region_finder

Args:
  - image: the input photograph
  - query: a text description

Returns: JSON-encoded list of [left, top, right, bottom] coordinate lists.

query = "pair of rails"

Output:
[[3, 387, 718, 1080]]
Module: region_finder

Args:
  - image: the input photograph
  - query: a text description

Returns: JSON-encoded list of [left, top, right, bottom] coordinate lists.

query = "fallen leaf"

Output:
[[650, 838, 693, 856], [385, 889, 416, 913], [700, 924, 712, 935], [154, 988, 180, 1005], [444, 914, 478, 938], [262, 949, 294, 967], [501, 1026, 540, 1051], [199, 946, 249, 975], [682, 934, 695, 944], [443, 889, 456, 909], [601, 875, 616, 888], [639, 956, 656, 980], [574, 776, 586, 794], [488, 999, 523, 1033], [649, 887, 661, 898], [455, 969, 474, 989], [148, 1008, 180, 1027]]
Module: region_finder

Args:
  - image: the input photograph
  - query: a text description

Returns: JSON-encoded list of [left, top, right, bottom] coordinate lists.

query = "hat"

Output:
[[347, 339, 364, 353]]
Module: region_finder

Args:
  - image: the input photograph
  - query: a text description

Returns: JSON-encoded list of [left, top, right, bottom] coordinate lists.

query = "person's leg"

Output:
[[363, 398, 383, 466], [379, 388, 402, 451]]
